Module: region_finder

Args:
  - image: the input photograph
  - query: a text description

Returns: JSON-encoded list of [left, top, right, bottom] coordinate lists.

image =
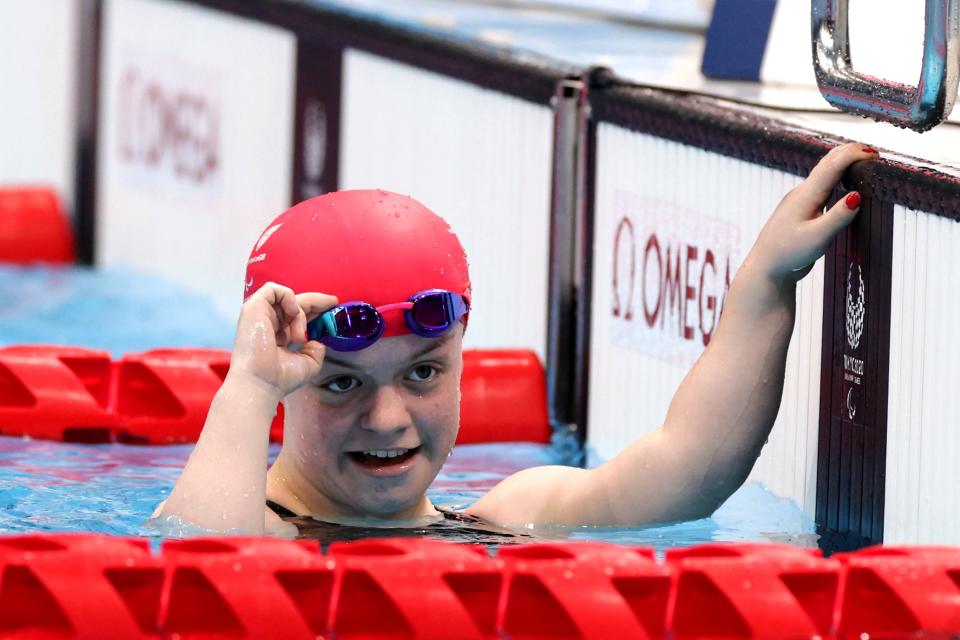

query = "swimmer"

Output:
[[155, 142, 875, 535]]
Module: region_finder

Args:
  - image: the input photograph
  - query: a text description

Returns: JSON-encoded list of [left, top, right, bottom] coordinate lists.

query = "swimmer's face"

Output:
[[281, 326, 464, 517]]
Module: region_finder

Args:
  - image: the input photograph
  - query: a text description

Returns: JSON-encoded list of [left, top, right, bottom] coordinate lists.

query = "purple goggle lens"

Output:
[[307, 289, 469, 352]]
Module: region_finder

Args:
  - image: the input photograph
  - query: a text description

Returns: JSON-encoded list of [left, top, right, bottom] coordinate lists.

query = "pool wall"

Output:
[[0, 2, 79, 208], [885, 204, 960, 544], [96, 0, 297, 320], [8, 0, 960, 551]]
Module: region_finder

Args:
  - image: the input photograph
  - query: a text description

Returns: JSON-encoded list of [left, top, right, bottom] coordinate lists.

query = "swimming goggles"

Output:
[[306, 289, 470, 351]]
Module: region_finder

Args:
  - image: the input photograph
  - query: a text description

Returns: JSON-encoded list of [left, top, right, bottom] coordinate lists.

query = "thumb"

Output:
[[299, 342, 327, 379]]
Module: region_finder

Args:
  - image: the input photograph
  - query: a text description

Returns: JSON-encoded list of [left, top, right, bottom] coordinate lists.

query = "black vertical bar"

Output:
[[816, 163, 894, 553], [73, 0, 103, 265], [290, 38, 342, 203], [572, 73, 600, 447], [546, 79, 586, 449], [858, 188, 877, 540]]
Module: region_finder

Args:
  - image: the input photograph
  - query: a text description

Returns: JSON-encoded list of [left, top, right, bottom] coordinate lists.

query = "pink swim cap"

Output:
[[244, 190, 471, 338]]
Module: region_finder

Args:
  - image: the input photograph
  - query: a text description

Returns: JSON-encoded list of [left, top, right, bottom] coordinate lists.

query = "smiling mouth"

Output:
[[347, 446, 421, 468]]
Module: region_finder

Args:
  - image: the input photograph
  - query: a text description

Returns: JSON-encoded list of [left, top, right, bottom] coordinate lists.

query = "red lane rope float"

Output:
[[665, 543, 840, 637], [835, 546, 960, 637], [0, 345, 117, 442], [459, 350, 550, 444], [0, 345, 550, 445], [0, 536, 959, 638], [115, 348, 232, 445], [0, 187, 74, 264]]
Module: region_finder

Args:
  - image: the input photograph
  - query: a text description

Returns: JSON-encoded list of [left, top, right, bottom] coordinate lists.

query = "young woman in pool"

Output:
[[156, 143, 876, 535]]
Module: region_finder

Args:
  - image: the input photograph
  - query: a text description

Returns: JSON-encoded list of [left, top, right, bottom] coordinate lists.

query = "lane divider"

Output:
[[0, 536, 956, 638], [0, 345, 550, 445]]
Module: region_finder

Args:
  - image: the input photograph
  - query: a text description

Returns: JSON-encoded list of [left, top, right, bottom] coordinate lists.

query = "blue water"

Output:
[[0, 265, 816, 551]]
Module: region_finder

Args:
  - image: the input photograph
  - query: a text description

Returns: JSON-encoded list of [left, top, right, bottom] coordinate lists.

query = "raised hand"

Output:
[[749, 142, 877, 283], [228, 282, 338, 400]]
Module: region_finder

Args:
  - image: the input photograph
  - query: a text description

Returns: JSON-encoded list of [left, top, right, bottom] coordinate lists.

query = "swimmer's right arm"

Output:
[[152, 283, 336, 534]]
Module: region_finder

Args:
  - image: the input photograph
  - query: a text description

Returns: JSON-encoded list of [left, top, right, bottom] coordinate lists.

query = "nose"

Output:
[[360, 385, 412, 435]]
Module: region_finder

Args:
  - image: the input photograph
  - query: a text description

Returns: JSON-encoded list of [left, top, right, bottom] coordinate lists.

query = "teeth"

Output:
[[362, 448, 410, 459]]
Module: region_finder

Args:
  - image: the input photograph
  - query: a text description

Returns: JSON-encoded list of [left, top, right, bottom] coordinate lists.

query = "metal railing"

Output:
[[812, 0, 960, 131]]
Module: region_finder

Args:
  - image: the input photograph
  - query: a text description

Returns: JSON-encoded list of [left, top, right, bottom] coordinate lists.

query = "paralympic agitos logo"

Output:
[[609, 198, 739, 364]]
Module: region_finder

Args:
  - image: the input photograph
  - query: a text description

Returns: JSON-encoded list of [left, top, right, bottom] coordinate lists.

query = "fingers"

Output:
[[295, 292, 339, 321], [245, 285, 337, 345], [251, 284, 299, 343], [807, 189, 861, 244], [793, 143, 877, 210], [784, 189, 861, 279]]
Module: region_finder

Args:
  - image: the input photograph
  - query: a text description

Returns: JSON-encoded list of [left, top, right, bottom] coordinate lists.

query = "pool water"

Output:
[[0, 265, 817, 552]]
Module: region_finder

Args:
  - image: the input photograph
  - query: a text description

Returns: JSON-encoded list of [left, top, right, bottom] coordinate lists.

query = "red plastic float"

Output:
[[114, 348, 234, 444], [0, 345, 550, 445], [665, 543, 840, 638], [161, 537, 328, 639], [0, 187, 74, 264], [459, 349, 550, 444], [0, 534, 156, 639], [0, 345, 117, 442], [327, 538, 496, 639], [498, 542, 669, 639], [835, 546, 960, 638], [0, 536, 956, 638]]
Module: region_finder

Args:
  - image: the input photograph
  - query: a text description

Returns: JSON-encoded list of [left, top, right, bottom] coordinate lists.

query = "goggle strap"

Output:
[[376, 301, 415, 313]]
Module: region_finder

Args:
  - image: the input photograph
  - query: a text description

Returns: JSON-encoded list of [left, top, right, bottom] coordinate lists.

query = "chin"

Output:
[[355, 493, 423, 519], [359, 475, 436, 517]]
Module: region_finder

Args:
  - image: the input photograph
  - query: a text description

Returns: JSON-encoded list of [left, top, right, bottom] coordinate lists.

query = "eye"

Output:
[[407, 365, 437, 382], [323, 376, 360, 394]]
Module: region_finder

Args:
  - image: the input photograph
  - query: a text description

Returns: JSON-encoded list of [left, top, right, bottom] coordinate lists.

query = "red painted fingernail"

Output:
[[845, 191, 861, 209], [862, 146, 878, 154]]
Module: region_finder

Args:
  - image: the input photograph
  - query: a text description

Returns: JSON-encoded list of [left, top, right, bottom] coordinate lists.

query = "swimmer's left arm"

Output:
[[470, 143, 875, 527]]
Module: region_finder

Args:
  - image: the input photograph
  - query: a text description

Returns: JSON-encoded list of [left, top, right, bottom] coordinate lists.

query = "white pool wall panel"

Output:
[[340, 49, 553, 359], [589, 123, 822, 516], [884, 206, 960, 544], [96, 0, 296, 319], [0, 1, 79, 207]]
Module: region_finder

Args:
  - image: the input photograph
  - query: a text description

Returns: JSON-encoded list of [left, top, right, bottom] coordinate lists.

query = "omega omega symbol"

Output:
[[845, 262, 865, 350]]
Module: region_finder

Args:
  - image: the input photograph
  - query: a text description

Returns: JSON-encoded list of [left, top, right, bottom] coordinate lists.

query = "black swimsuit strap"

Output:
[[266, 499, 298, 518], [436, 506, 482, 524], [266, 500, 478, 523]]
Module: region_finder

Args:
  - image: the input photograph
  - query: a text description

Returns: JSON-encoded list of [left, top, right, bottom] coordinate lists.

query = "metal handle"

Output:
[[812, 0, 960, 132]]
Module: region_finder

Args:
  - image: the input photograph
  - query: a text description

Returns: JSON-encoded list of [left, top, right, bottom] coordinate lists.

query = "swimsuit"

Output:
[[266, 499, 527, 547]]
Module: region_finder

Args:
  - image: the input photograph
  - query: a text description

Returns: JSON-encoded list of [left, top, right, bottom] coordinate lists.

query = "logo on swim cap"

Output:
[[255, 223, 283, 251], [244, 190, 471, 339]]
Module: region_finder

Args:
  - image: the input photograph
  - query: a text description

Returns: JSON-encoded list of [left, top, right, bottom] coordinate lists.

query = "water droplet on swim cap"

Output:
[[244, 190, 471, 338]]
